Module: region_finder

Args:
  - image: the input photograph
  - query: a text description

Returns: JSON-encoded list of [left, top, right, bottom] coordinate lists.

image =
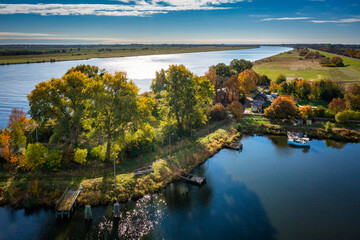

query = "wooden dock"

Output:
[[179, 173, 206, 186], [224, 143, 243, 151], [56, 188, 81, 219]]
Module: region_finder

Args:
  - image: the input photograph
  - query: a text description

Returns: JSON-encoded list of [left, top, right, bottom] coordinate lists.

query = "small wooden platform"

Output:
[[133, 166, 154, 176], [224, 143, 243, 151], [179, 173, 206, 186], [56, 188, 81, 219]]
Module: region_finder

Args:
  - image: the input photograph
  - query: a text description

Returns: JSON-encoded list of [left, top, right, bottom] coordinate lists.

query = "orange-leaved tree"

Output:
[[328, 98, 346, 113], [264, 95, 298, 119], [238, 69, 258, 96], [299, 105, 314, 120]]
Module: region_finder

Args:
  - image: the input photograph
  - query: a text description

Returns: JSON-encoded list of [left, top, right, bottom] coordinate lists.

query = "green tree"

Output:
[[164, 65, 214, 133], [296, 79, 311, 100], [27, 70, 92, 146], [86, 71, 139, 161], [229, 59, 252, 75], [150, 69, 167, 93], [274, 74, 287, 85], [212, 63, 231, 77]]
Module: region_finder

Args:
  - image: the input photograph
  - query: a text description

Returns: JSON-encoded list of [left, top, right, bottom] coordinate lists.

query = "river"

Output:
[[0, 135, 359, 240], [0, 46, 292, 128]]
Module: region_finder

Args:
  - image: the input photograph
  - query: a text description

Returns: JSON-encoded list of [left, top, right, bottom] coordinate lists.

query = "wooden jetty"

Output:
[[133, 165, 154, 176], [179, 173, 206, 186], [224, 143, 243, 151], [56, 188, 81, 219]]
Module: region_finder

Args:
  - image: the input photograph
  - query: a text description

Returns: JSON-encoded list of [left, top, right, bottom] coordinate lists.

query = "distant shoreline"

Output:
[[0, 45, 259, 65]]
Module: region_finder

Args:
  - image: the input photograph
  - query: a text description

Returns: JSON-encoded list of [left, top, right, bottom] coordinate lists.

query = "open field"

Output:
[[0, 45, 256, 65], [253, 49, 360, 84]]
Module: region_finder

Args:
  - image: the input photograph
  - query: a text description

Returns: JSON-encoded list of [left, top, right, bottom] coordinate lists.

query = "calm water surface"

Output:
[[0, 46, 291, 128], [1, 135, 359, 240]]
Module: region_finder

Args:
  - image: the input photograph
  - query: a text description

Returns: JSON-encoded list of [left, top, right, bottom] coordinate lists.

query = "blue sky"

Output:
[[0, 0, 359, 44]]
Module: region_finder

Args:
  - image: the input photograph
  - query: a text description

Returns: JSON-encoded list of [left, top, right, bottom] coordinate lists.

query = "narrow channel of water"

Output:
[[1, 136, 359, 240]]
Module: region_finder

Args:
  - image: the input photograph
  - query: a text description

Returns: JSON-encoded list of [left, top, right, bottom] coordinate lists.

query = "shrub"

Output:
[[125, 124, 156, 158], [335, 110, 360, 124], [24, 143, 48, 171], [74, 148, 88, 164], [325, 121, 333, 134], [45, 150, 62, 171], [207, 103, 226, 121], [235, 123, 242, 132]]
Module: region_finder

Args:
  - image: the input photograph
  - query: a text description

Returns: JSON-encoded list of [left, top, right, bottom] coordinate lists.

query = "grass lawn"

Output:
[[253, 49, 360, 84]]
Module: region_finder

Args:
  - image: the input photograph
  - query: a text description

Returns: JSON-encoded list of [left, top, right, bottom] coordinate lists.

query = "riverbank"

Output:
[[240, 114, 360, 142], [0, 121, 240, 208], [1, 116, 359, 208], [0, 45, 257, 65]]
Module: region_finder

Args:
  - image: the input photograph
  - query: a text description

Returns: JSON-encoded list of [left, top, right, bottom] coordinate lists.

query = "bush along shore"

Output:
[[0, 124, 240, 208]]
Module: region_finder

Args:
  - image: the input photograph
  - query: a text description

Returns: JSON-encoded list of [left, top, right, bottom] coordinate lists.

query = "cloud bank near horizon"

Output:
[[0, 1, 248, 17]]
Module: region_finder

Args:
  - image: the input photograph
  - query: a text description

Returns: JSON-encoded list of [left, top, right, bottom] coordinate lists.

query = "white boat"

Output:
[[287, 132, 310, 148]]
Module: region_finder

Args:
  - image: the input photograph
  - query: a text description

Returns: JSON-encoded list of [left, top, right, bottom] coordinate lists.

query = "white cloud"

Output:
[[262, 17, 311, 21], [0, 1, 248, 17], [310, 18, 360, 23]]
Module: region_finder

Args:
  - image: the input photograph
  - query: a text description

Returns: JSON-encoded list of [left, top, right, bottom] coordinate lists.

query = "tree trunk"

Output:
[[106, 132, 112, 161]]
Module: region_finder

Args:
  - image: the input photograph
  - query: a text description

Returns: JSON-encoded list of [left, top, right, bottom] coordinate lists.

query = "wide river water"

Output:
[[0, 46, 291, 128], [0, 135, 359, 240]]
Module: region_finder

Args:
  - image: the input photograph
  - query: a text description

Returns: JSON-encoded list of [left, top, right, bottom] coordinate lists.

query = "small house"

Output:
[[251, 100, 265, 113]]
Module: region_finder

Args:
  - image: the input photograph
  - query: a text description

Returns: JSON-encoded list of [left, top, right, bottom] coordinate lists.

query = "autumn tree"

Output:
[[229, 59, 252, 75], [0, 129, 11, 162], [330, 56, 344, 67], [237, 69, 258, 96], [299, 105, 314, 120], [328, 98, 346, 113], [264, 96, 298, 119], [28, 70, 92, 146], [229, 101, 243, 120], [7, 109, 31, 153], [344, 84, 360, 111]]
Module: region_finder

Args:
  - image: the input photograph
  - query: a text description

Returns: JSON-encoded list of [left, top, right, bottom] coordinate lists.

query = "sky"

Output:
[[0, 0, 359, 44]]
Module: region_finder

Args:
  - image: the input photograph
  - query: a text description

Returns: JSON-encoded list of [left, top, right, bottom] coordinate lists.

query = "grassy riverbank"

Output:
[[253, 49, 360, 84], [0, 45, 256, 65], [1, 115, 359, 208], [0, 121, 240, 208]]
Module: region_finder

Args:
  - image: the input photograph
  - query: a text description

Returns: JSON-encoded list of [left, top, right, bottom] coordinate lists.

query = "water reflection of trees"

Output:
[[159, 166, 277, 240], [325, 139, 346, 149], [266, 135, 288, 148]]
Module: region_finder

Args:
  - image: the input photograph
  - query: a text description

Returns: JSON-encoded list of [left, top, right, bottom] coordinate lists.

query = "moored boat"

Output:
[[287, 131, 310, 148]]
